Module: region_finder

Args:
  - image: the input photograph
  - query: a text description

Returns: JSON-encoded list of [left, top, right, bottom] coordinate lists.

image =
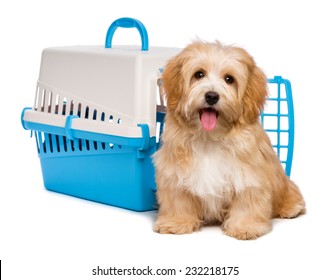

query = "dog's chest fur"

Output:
[[182, 139, 259, 220], [185, 141, 249, 194]]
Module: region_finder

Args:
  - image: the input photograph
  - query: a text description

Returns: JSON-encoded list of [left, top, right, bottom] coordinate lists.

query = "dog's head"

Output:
[[162, 41, 268, 133]]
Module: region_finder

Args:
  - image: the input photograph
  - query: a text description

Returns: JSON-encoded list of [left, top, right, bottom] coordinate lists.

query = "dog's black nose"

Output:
[[205, 91, 220, 105]]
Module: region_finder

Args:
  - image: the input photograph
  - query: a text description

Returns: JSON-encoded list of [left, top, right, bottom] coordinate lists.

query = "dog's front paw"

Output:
[[222, 221, 272, 240], [154, 217, 201, 234]]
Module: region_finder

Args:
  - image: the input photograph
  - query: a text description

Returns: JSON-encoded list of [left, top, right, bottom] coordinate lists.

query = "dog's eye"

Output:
[[194, 71, 205, 79], [225, 75, 234, 84]]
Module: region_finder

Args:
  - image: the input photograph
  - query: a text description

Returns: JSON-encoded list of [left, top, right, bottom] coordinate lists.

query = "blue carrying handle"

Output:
[[105, 17, 149, 51]]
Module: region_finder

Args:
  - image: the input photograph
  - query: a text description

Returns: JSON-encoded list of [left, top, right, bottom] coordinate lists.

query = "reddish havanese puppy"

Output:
[[153, 41, 305, 240]]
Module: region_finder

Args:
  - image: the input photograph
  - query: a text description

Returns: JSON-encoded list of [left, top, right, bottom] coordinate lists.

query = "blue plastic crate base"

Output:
[[40, 145, 157, 211], [31, 126, 159, 211]]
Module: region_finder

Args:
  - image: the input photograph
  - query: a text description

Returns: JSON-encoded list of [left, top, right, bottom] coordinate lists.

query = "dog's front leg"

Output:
[[222, 187, 273, 240], [154, 187, 202, 234]]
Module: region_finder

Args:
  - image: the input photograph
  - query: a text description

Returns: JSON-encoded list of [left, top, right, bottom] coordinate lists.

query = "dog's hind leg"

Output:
[[275, 179, 306, 219]]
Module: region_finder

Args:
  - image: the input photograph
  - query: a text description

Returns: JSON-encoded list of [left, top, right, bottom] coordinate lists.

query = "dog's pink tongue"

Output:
[[201, 110, 217, 131]]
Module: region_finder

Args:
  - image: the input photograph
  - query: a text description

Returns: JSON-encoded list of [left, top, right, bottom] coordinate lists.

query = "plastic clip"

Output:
[[64, 115, 78, 140], [21, 107, 32, 130], [137, 124, 150, 159]]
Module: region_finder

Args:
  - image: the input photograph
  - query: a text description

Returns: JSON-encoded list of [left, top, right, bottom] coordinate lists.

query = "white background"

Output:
[[1, 0, 329, 279]]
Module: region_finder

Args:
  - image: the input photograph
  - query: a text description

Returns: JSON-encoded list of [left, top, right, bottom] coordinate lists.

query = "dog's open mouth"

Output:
[[199, 107, 219, 131]]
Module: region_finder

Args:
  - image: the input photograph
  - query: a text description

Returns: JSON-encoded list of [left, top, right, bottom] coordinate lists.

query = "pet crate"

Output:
[[21, 18, 295, 211], [21, 18, 180, 211]]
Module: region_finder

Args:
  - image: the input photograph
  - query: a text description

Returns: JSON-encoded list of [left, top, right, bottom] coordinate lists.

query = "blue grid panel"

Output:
[[261, 76, 294, 176]]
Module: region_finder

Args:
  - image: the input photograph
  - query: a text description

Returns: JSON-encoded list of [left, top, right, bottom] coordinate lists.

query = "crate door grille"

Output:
[[261, 76, 294, 176]]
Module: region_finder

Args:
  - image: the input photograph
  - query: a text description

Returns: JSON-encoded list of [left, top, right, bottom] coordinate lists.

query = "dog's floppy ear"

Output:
[[241, 65, 268, 123], [162, 53, 186, 112]]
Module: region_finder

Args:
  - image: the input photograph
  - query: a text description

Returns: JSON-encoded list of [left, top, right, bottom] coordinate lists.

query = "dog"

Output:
[[153, 41, 306, 240]]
